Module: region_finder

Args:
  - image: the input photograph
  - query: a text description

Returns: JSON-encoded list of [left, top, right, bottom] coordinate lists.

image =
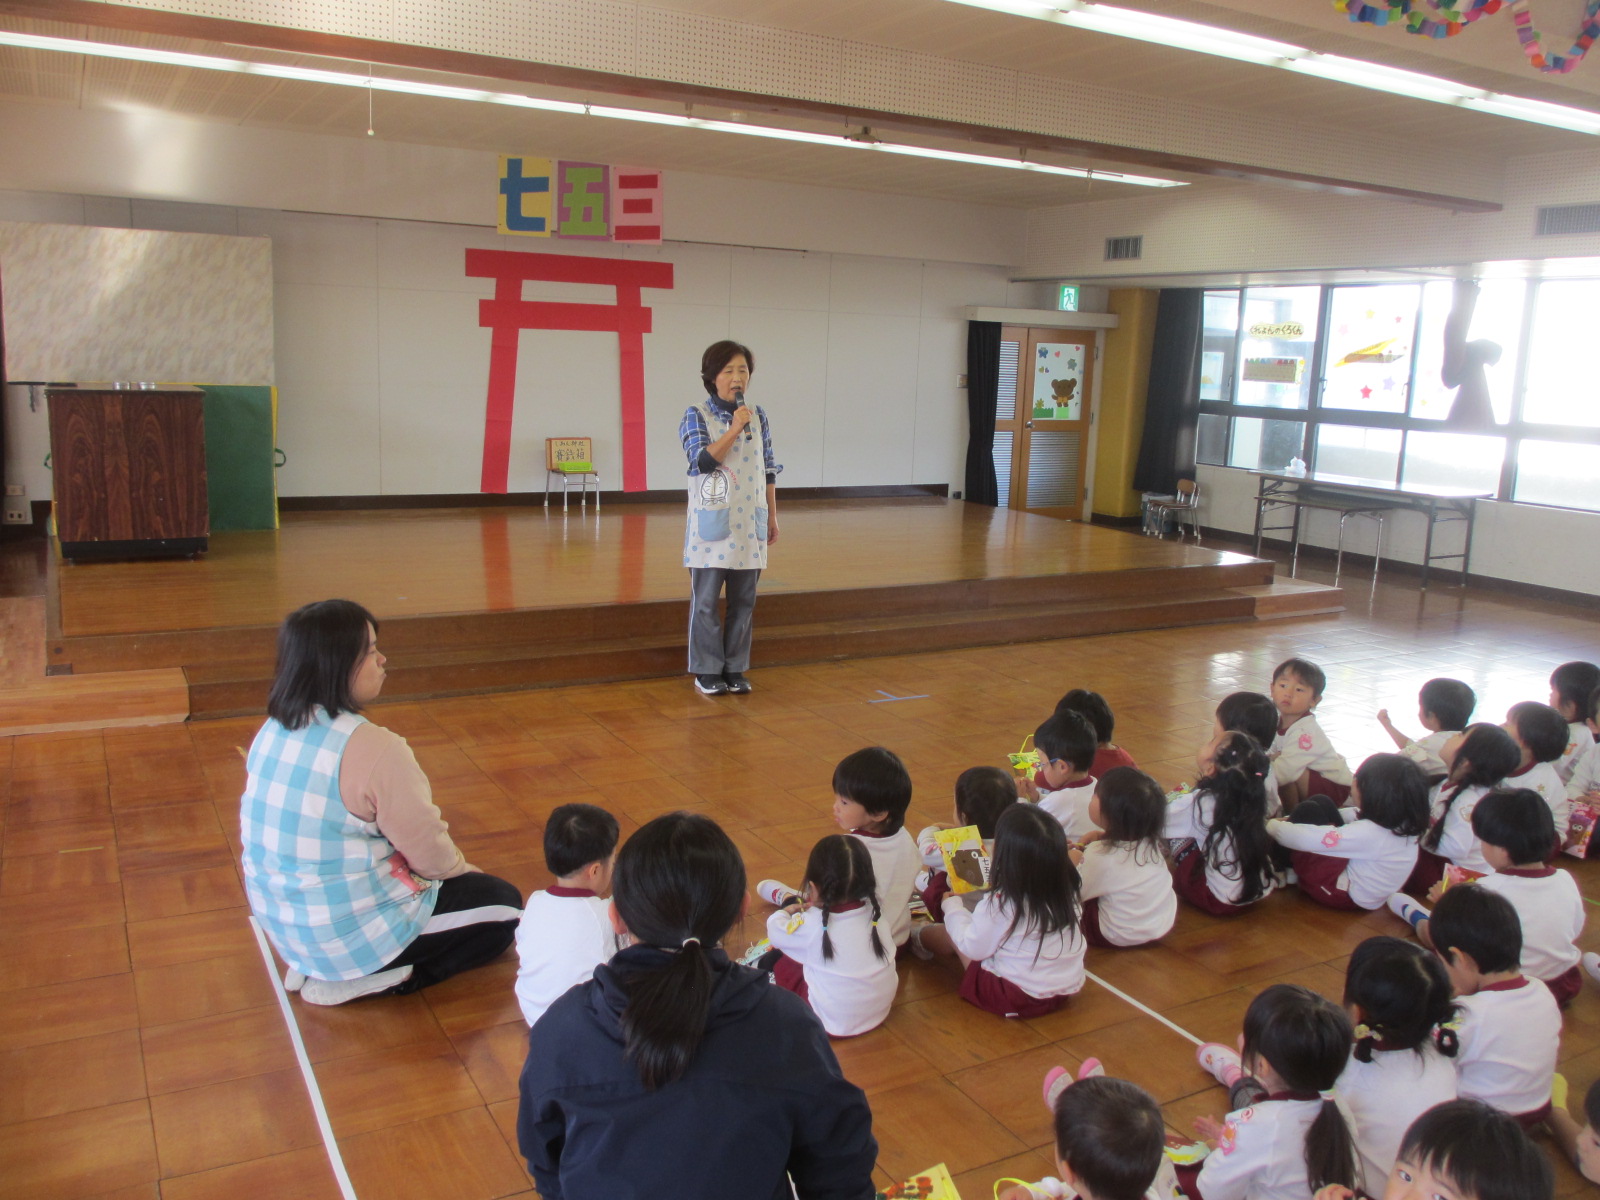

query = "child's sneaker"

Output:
[[300, 965, 413, 1006], [1041, 1059, 1104, 1112], [1197, 1042, 1244, 1088], [907, 924, 935, 961], [1387, 893, 1428, 930], [756, 879, 797, 907], [1584, 951, 1600, 986], [282, 969, 307, 993]]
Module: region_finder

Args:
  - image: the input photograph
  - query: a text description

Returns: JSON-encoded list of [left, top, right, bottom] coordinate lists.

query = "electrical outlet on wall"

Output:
[[3, 505, 29, 525]]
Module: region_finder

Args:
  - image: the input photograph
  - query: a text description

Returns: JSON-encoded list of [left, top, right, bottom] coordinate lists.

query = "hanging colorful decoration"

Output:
[[1335, 1, 1600, 75]]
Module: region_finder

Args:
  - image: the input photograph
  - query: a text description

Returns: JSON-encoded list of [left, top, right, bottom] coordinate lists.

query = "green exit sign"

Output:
[[1057, 284, 1079, 312]]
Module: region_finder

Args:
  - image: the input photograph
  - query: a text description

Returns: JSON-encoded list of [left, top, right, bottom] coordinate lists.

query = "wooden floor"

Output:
[[4, 560, 1599, 1198]]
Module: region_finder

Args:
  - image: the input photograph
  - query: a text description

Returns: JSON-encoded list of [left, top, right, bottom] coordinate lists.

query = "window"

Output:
[[1196, 276, 1600, 513]]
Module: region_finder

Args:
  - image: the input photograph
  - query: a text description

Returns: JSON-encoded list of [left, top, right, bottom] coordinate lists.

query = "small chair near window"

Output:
[[1143, 478, 1201, 541], [545, 438, 600, 511]]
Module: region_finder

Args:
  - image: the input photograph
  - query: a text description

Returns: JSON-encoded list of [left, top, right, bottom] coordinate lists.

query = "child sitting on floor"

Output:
[[1390, 789, 1584, 1008], [1564, 683, 1600, 807], [1073, 767, 1176, 948], [759, 746, 920, 949], [1502, 701, 1571, 837], [1267, 753, 1429, 911], [915, 765, 1018, 915], [1336, 937, 1459, 1187], [761, 834, 896, 1038], [1549, 1077, 1600, 1187], [1406, 723, 1521, 894], [1549, 661, 1600, 784], [1192, 983, 1360, 1200], [1164, 730, 1275, 916], [1270, 657, 1354, 809], [1030, 710, 1101, 842], [1056, 688, 1138, 777], [514, 802, 621, 1027], [915, 803, 1086, 1018], [1377, 677, 1476, 778], [1213, 689, 1284, 815]]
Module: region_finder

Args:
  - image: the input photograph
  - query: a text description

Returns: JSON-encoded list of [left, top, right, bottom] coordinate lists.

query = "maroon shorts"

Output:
[[957, 960, 1064, 1019], [1513, 1101, 1553, 1131], [1174, 1162, 1206, 1200], [1405, 848, 1448, 896], [920, 870, 952, 921], [771, 951, 808, 1002], [1080, 897, 1111, 948], [1305, 771, 1352, 806], [1290, 849, 1362, 911], [1544, 964, 1583, 1009], [1170, 842, 1248, 918]]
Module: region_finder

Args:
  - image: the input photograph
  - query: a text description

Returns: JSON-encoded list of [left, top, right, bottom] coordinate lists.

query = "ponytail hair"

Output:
[[1422, 724, 1520, 853], [1195, 731, 1274, 904], [1342, 936, 1458, 1062], [802, 834, 887, 963], [1240, 984, 1358, 1194], [611, 812, 747, 1090]]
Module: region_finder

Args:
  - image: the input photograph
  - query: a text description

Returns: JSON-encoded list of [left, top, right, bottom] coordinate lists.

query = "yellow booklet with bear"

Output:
[[934, 825, 991, 895]]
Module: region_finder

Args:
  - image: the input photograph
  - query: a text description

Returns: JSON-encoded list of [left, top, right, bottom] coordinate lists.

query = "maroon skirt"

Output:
[[957, 960, 1064, 1019]]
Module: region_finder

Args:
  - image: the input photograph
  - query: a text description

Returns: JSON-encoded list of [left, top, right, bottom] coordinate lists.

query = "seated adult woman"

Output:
[[241, 598, 522, 1006]]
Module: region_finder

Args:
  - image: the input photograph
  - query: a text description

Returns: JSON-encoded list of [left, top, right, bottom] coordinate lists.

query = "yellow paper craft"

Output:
[[876, 1162, 960, 1199], [934, 825, 991, 895]]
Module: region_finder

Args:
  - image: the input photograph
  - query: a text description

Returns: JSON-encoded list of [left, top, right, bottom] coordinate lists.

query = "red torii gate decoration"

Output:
[[466, 249, 675, 494]]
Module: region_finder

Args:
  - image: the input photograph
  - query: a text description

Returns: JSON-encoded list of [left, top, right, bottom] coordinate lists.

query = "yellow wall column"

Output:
[[1092, 288, 1158, 520]]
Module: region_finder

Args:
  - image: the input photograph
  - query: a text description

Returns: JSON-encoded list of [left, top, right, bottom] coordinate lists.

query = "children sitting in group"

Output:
[[1191, 983, 1360, 1199], [1055, 688, 1139, 778], [1269, 657, 1354, 808], [915, 804, 1086, 1018], [1072, 767, 1177, 948], [1407, 723, 1522, 893], [1377, 676, 1476, 778], [1213, 689, 1284, 814], [513, 802, 621, 1028], [1550, 661, 1600, 783], [761, 834, 897, 1038], [759, 746, 920, 949], [1164, 730, 1275, 916], [1502, 701, 1571, 837], [915, 765, 1018, 914], [1030, 710, 1102, 841], [1266, 753, 1429, 911], [1336, 937, 1460, 1187]]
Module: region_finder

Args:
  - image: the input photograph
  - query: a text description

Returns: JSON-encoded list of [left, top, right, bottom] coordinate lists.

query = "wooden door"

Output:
[[993, 326, 1095, 518]]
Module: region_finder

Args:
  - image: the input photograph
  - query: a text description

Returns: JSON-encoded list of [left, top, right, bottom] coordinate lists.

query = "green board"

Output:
[[201, 385, 277, 531]]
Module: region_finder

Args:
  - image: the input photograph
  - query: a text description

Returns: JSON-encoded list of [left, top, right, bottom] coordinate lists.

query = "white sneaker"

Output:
[[1196, 1042, 1244, 1087], [1585, 952, 1600, 986], [300, 965, 413, 1006], [1387, 893, 1427, 929], [282, 969, 307, 993], [907, 924, 935, 961], [756, 879, 797, 907]]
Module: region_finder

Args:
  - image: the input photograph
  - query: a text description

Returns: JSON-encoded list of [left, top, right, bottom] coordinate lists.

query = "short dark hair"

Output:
[[954, 766, 1018, 838], [1216, 691, 1279, 749], [1055, 689, 1115, 743], [543, 803, 620, 878], [1035, 710, 1097, 773], [1585, 1078, 1600, 1130], [1589, 683, 1600, 726], [1430, 884, 1521, 976], [1506, 701, 1569, 764], [1094, 767, 1166, 861], [1551, 661, 1600, 716], [833, 747, 912, 832], [266, 598, 379, 730], [1469, 788, 1555, 867], [1419, 678, 1476, 730], [1273, 657, 1327, 698], [1053, 1076, 1165, 1200], [699, 340, 754, 394], [1396, 1100, 1554, 1200], [1353, 753, 1430, 839]]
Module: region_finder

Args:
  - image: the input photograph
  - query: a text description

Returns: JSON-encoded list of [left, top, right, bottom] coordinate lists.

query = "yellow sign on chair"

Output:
[[545, 438, 600, 511]]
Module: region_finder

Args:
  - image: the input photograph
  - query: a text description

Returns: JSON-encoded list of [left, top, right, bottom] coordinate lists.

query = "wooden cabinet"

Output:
[[48, 386, 208, 560]]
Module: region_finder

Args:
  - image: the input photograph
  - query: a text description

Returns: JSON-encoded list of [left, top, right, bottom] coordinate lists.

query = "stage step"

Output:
[[183, 585, 1263, 718], [0, 668, 189, 736], [1228, 577, 1345, 619]]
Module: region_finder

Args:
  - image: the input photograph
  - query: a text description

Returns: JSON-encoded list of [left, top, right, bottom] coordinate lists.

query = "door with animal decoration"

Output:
[[993, 326, 1095, 519]]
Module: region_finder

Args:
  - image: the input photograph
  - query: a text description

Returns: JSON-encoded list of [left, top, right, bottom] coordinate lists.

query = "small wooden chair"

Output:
[[1144, 478, 1201, 541], [544, 437, 600, 511]]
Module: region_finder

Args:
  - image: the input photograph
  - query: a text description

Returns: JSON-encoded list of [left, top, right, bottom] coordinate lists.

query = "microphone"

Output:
[[733, 385, 753, 442]]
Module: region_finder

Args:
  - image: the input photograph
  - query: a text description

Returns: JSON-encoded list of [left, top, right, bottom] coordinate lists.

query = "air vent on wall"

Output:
[[1105, 235, 1143, 261], [1536, 203, 1600, 236]]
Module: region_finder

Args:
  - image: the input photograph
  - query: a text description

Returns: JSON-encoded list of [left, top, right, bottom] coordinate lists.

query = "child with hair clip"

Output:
[[1502, 701, 1571, 837], [1548, 1076, 1600, 1186], [1549, 660, 1599, 783], [1270, 657, 1354, 809], [914, 765, 1018, 915], [1336, 937, 1459, 1187], [1425, 885, 1560, 1128], [1164, 730, 1275, 917], [1403, 724, 1521, 895], [1377, 677, 1476, 778], [1316, 1098, 1554, 1200], [1073, 767, 1177, 948], [1390, 789, 1585, 1008], [1056, 688, 1139, 777], [1191, 983, 1361, 1200], [1266, 754, 1429, 911], [518, 812, 877, 1199], [1029, 710, 1102, 841], [915, 804, 1086, 1018], [1213, 690, 1285, 815], [761, 834, 896, 1037], [1565, 682, 1600, 807]]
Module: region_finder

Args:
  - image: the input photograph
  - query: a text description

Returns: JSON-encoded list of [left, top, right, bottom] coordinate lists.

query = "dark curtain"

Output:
[[1132, 288, 1203, 495], [963, 320, 1000, 506]]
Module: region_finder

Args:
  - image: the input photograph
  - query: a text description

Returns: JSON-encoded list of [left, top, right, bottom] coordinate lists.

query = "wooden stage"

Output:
[[37, 498, 1338, 720]]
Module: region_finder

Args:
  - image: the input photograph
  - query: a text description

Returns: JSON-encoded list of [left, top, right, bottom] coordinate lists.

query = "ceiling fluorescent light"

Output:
[[0, 29, 1187, 187], [944, 0, 1600, 135]]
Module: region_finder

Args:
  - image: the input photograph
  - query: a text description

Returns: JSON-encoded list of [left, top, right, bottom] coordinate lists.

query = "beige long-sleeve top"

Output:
[[337, 721, 469, 880]]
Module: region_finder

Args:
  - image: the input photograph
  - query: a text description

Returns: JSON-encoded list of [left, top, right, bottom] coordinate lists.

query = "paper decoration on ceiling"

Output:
[[1336, 1, 1600, 75], [498, 157, 664, 243], [466, 249, 675, 494]]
